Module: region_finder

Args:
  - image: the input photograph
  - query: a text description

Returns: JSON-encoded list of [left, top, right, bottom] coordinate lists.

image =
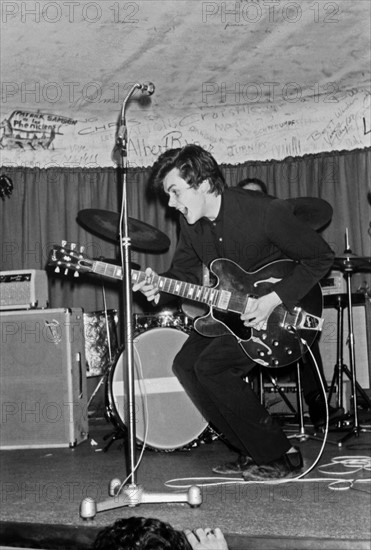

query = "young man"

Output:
[[133, 145, 334, 480], [237, 177, 344, 428]]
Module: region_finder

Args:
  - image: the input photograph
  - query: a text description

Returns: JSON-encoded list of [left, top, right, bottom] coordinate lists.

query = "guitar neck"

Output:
[[91, 259, 223, 307]]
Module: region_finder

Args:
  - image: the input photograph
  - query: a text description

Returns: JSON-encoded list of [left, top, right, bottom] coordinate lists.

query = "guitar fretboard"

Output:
[[132, 270, 223, 307], [92, 260, 230, 309], [93, 261, 123, 280]]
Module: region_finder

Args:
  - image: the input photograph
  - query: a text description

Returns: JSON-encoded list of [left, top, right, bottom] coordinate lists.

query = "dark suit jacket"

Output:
[[161, 187, 334, 311]]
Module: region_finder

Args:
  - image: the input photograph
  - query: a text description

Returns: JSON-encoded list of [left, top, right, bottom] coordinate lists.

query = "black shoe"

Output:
[[242, 447, 303, 481], [308, 395, 345, 428], [212, 454, 254, 475]]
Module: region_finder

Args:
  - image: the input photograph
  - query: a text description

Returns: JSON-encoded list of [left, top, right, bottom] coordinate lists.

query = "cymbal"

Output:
[[333, 253, 371, 272], [77, 209, 170, 252], [286, 197, 333, 231]]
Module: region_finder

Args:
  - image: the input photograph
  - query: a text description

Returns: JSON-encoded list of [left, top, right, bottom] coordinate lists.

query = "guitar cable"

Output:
[[113, 345, 150, 495]]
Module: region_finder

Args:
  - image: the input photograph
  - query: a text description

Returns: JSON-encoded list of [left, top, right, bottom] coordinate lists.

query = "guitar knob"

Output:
[[64, 268, 69, 276], [272, 358, 280, 366], [272, 340, 279, 347], [286, 348, 293, 356], [258, 350, 265, 358]]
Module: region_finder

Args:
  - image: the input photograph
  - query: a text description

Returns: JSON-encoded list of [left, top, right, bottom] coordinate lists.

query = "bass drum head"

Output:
[[108, 327, 208, 451]]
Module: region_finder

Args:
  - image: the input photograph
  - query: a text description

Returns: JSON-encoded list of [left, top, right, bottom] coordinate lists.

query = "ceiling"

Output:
[[1, 0, 370, 166]]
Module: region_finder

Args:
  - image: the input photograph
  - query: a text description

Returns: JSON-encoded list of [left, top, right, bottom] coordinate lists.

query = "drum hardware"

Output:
[[327, 230, 371, 446], [133, 308, 191, 332], [80, 83, 201, 521]]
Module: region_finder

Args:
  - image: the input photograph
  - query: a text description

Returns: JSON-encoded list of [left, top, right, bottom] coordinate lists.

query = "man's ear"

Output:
[[199, 179, 210, 192]]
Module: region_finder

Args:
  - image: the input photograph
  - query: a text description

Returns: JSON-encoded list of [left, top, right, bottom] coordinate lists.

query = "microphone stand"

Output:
[[80, 84, 201, 519]]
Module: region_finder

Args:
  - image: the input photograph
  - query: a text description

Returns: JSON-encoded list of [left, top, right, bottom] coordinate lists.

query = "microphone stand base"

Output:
[[80, 484, 202, 520]]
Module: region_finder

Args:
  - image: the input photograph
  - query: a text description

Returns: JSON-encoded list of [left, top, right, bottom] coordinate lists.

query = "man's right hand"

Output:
[[132, 267, 160, 303]]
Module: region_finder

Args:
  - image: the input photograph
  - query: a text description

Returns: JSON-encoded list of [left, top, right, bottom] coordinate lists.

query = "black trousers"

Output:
[[172, 329, 291, 465]]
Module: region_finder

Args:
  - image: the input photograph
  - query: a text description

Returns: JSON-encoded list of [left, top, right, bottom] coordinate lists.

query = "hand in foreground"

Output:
[[184, 527, 228, 549], [241, 291, 282, 331], [132, 267, 160, 303]]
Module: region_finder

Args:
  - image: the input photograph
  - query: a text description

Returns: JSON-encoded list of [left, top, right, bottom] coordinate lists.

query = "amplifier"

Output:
[[0, 308, 88, 449], [320, 270, 346, 295], [0, 269, 49, 310], [263, 381, 352, 415]]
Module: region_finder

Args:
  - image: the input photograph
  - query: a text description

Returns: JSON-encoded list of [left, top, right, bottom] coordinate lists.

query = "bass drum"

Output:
[[107, 327, 208, 451]]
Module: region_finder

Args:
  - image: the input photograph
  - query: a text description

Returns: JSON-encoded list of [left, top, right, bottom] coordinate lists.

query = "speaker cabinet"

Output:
[[0, 308, 88, 449], [318, 298, 371, 391]]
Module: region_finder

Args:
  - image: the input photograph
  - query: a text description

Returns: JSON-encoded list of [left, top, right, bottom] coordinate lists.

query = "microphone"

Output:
[[138, 82, 155, 95]]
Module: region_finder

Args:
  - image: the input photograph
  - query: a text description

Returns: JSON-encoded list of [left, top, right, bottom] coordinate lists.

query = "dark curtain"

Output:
[[1, 147, 370, 315]]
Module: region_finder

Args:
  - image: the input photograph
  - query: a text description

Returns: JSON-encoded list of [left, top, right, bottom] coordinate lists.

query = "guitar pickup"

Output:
[[217, 290, 231, 310]]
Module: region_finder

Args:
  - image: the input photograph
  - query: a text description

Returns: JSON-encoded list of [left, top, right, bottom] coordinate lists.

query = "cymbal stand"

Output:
[[80, 84, 201, 520], [337, 241, 371, 447], [327, 294, 347, 413], [325, 294, 370, 415]]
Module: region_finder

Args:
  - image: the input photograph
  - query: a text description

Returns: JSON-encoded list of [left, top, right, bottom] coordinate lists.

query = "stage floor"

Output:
[[0, 415, 371, 550], [1, 414, 371, 549]]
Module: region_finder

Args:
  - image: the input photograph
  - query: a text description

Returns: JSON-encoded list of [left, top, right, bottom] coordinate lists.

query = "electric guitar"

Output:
[[49, 242, 324, 368]]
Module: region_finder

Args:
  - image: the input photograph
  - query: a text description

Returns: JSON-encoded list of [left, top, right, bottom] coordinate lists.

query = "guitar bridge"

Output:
[[281, 307, 324, 332], [294, 307, 324, 331]]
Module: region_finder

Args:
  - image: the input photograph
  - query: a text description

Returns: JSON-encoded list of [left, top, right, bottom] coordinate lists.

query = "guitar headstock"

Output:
[[48, 241, 91, 277]]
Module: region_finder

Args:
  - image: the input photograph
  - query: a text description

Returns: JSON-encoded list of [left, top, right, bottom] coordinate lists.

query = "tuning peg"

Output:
[[55, 266, 60, 273], [79, 246, 85, 253], [71, 243, 76, 250], [74, 271, 79, 278], [61, 240, 67, 247]]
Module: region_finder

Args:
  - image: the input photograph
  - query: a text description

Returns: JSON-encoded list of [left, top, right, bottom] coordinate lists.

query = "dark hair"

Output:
[[93, 516, 192, 550], [150, 145, 226, 195], [237, 178, 268, 194]]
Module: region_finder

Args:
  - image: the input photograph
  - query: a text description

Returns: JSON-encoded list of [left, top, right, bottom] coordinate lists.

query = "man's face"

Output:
[[163, 167, 210, 225]]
